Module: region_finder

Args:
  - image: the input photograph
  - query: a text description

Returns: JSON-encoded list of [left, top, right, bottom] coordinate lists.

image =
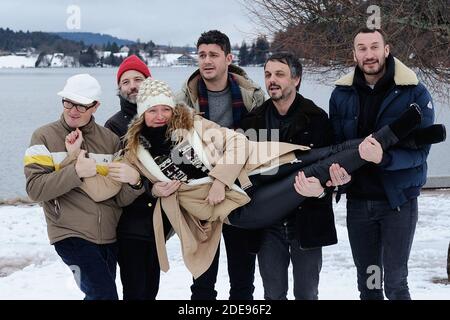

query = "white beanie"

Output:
[[57, 73, 101, 104], [137, 78, 176, 116]]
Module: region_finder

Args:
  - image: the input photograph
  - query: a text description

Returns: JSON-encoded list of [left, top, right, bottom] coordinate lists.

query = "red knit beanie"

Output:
[[117, 55, 151, 84]]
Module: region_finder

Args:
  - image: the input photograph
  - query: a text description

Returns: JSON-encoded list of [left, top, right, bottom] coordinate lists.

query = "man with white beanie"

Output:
[[24, 74, 144, 300]]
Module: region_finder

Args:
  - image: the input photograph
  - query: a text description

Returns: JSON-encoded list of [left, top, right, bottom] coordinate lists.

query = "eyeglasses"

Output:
[[62, 99, 97, 113]]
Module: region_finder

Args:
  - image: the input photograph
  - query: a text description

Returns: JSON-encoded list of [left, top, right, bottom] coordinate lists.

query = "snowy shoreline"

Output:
[[0, 191, 449, 300]]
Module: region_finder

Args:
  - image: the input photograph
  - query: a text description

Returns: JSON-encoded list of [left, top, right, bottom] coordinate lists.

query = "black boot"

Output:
[[372, 103, 422, 150], [299, 105, 423, 185], [397, 124, 446, 149], [389, 103, 422, 139]]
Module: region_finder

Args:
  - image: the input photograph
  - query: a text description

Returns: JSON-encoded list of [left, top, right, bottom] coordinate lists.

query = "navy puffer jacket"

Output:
[[329, 57, 435, 209]]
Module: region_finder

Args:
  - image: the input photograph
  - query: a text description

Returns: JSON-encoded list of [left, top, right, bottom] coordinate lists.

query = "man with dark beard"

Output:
[[328, 28, 435, 300], [105, 55, 174, 300], [240, 52, 338, 300]]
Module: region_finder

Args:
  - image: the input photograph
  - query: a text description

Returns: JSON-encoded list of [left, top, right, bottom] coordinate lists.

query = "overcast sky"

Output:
[[1, 0, 263, 46]]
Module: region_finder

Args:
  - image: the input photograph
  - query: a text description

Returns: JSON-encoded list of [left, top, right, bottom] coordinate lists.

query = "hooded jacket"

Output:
[[329, 57, 435, 208], [176, 64, 265, 112]]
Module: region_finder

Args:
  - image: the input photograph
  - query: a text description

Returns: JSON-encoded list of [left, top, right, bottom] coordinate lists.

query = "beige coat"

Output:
[[24, 116, 144, 245], [125, 116, 310, 278]]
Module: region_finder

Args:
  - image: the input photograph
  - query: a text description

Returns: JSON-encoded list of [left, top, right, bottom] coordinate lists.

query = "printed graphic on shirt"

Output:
[[154, 141, 209, 182]]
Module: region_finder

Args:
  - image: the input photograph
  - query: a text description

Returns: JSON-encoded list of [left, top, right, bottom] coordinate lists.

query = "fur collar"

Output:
[[335, 57, 418, 87]]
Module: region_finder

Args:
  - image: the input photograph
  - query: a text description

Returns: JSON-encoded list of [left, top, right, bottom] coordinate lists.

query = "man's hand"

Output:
[[359, 135, 383, 164], [294, 171, 324, 197], [151, 180, 181, 198], [65, 128, 83, 156], [206, 179, 226, 206], [75, 150, 97, 178], [325, 163, 352, 187], [107, 162, 141, 185]]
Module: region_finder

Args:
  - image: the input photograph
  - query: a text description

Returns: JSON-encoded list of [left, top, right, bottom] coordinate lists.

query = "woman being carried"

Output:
[[72, 78, 445, 278]]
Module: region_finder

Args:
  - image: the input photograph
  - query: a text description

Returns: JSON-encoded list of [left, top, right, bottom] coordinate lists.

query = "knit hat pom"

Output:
[[137, 78, 176, 116]]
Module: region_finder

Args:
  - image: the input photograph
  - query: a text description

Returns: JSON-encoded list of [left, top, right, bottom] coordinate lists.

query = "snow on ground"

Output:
[[0, 191, 448, 300], [0, 55, 37, 68]]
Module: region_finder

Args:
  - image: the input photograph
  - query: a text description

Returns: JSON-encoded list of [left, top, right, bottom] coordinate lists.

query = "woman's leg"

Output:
[[396, 124, 446, 149], [229, 169, 306, 229], [252, 104, 424, 186], [229, 105, 423, 229], [261, 118, 436, 187], [251, 138, 364, 186], [228, 148, 366, 229]]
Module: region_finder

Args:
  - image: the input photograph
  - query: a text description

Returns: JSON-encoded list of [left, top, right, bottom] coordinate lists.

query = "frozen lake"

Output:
[[0, 67, 449, 200]]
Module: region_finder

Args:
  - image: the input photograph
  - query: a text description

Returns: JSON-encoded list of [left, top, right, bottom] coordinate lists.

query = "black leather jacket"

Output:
[[105, 97, 171, 241], [240, 93, 337, 249]]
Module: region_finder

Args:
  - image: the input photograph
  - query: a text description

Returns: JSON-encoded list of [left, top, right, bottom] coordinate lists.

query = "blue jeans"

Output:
[[257, 223, 322, 300], [346, 198, 418, 300], [54, 237, 119, 300]]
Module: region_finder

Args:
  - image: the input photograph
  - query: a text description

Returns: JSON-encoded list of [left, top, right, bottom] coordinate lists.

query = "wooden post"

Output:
[[447, 241, 450, 282]]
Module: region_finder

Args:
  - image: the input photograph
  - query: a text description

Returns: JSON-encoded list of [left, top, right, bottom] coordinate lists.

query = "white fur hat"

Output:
[[137, 78, 176, 116], [57, 73, 101, 104]]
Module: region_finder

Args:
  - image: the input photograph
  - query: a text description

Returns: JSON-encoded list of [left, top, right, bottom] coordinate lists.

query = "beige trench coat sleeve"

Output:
[[195, 117, 250, 189]]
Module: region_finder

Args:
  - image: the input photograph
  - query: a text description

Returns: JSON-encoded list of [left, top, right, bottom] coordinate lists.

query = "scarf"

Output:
[[140, 125, 171, 157], [119, 95, 137, 118], [197, 73, 247, 129]]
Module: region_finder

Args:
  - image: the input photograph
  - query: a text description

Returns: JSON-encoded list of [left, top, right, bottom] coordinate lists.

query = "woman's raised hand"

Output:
[[65, 128, 83, 156]]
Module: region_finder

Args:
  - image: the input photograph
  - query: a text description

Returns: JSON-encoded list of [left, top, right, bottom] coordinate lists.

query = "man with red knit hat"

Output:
[[105, 55, 172, 300], [108, 55, 151, 129]]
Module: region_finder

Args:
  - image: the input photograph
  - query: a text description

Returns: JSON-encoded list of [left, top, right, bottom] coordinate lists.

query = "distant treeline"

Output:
[[0, 28, 84, 55], [1, 27, 274, 67], [0, 28, 196, 66]]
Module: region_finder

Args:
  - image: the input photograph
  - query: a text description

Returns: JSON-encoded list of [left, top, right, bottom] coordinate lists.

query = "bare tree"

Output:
[[241, 0, 449, 100]]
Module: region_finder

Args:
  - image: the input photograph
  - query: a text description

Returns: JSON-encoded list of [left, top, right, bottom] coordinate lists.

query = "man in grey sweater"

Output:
[[177, 30, 265, 300]]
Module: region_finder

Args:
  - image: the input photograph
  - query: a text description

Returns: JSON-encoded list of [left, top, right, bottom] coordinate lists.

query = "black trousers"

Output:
[[117, 238, 161, 300], [229, 126, 399, 229], [190, 224, 256, 300]]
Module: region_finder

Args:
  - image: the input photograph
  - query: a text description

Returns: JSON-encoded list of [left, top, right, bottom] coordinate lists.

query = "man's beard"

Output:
[[119, 89, 138, 104], [268, 85, 283, 101], [270, 93, 283, 101], [360, 58, 385, 76]]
